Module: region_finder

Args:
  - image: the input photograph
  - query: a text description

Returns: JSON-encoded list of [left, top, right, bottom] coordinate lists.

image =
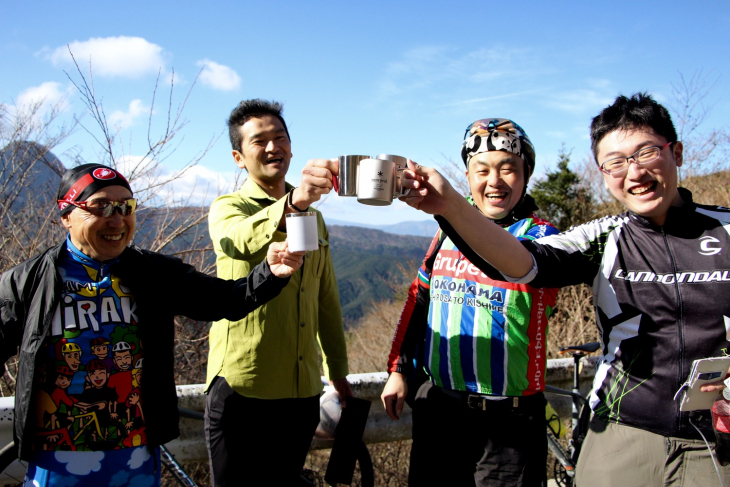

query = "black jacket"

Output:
[[0, 242, 289, 460]]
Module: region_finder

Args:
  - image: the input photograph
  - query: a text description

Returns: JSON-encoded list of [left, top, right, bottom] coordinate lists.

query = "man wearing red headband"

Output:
[[0, 163, 305, 487]]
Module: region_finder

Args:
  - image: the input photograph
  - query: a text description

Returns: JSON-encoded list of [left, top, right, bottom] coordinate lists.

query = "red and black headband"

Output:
[[57, 164, 132, 215]]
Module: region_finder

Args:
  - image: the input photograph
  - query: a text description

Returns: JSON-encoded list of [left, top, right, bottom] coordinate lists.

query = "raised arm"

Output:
[[400, 160, 534, 279]]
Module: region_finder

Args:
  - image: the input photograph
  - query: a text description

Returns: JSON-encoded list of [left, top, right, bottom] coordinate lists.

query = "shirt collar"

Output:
[[240, 177, 294, 202], [64, 234, 120, 269]]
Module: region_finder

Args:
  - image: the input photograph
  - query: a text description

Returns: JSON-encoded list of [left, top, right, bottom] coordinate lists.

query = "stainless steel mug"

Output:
[[375, 154, 408, 169], [335, 155, 370, 197], [356, 158, 409, 206]]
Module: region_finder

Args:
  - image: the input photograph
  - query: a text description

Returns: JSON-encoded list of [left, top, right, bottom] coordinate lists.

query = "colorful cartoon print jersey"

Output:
[[31, 237, 146, 453]]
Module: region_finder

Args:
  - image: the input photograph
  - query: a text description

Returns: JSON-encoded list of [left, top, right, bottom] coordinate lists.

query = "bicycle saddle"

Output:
[[559, 342, 601, 355]]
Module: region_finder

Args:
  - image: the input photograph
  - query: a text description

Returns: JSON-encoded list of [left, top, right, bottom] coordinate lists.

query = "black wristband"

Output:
[[287, 188, 307, 212]]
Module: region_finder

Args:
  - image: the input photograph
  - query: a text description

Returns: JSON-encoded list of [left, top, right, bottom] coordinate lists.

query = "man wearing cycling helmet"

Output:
[[381, 119, 559, 486], [396, 94, 730, 486], [0, 163, 305, 487]]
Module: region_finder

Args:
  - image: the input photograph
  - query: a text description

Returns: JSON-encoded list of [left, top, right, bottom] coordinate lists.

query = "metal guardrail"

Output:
[[0, 357, 597, 485]]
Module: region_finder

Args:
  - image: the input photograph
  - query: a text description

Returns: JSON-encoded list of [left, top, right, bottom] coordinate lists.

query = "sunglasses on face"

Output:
[[59, 198, 138, 217]]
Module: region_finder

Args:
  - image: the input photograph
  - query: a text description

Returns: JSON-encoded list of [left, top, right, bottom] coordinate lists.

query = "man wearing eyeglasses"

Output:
[[0, 164, 305, 487], [396, 93, 730, 486]]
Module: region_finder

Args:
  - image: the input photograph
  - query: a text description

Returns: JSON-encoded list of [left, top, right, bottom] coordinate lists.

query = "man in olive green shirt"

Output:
[[205, 99, 351, 487]]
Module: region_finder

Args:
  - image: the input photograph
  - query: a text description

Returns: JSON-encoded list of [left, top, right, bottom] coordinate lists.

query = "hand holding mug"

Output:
[[399, 159, 459, 217], [267, 240, 306, 278], [292, 158, 339, 209]]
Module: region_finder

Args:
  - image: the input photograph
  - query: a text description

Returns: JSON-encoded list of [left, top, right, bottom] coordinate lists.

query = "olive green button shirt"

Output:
[[206, 178, 349, 399]]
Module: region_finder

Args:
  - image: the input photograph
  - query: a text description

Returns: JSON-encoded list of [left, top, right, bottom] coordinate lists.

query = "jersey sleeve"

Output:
[[385, 231, 442, 374], [434, 214, 614, 289], [525, 215, 624, 288]]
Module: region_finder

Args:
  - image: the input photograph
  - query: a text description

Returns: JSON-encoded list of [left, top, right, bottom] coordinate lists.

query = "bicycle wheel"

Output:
[[552, 458, 573, 487], [547, 428, 574, 487]]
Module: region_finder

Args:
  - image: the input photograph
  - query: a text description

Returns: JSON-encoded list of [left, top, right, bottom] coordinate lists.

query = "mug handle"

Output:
[[332, 174, 339, 193], [394, 166, 411, 197]]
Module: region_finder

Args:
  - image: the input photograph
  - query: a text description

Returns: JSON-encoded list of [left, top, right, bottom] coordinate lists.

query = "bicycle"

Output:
[[544, 341, 600, 487]]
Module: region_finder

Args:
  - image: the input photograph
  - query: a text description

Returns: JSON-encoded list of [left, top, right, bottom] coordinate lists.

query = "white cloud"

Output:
[[196, 59, 241, 91], [116, 155, 237, 206], [55, 450, 104, 475], [16, 81, 71, 113], [108, 99, 151, 129], [3, 82, 72, 132], [127, 446, 150, 469], [155, 164, 238, 205], [47, 36, 166, 78]]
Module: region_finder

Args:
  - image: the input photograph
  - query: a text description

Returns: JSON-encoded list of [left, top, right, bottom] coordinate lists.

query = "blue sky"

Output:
[[2, 1, 729, 224]]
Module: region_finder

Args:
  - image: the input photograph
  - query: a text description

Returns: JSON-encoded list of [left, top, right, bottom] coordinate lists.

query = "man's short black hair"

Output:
[[590, 92, 677, 162], [227, 99, 291, 151]]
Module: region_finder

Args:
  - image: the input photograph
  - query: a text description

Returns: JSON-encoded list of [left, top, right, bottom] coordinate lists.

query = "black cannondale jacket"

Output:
[[439, 189, 730, 439], [0, 242, 289, 460]]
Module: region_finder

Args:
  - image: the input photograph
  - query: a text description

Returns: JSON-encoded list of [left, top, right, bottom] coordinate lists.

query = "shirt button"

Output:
[[265, 234, 270, 239], [300, 322, 305, 327], [299, 356, 303, 361], [300, 287, 305, 293]]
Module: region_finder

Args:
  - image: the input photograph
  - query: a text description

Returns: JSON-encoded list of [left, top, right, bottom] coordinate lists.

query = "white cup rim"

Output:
[[285, 211, 317, 218]]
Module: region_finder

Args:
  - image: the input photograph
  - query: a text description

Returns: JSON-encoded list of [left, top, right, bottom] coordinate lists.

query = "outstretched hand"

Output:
[[398, 159, 459, 217], [267, 241, 306, 277]]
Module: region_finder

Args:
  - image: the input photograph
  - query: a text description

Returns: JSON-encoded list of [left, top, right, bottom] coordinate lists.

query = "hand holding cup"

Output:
[[291, 158, 339, 209], [267, 240, 306, 278], [398, 159, 459, 217]]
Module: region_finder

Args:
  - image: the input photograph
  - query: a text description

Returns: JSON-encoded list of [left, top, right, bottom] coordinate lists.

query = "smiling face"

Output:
[[597, 127, 683, 226], [61, 185, 136, 262], [55, 374, 72, 389], [466, 151, 526, 220], [113, 350, 132, 371], [88, 368, 108, 389], [233, 114, 292, 187]]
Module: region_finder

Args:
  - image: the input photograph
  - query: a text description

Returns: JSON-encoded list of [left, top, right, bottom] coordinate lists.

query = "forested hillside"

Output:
[[328, 225, 430, 323]]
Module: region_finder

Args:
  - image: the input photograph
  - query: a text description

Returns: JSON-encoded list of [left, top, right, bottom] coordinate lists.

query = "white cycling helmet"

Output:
[[112, 341, 131, 353]]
